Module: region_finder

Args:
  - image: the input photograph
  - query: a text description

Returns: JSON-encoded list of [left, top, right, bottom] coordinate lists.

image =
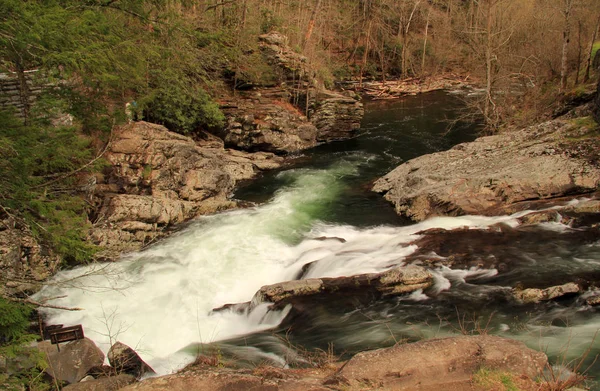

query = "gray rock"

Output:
[[253, 265, 432, 306], [373, 119, 600, 221], [107, 342, 155, 379], [310, 92, 364, 142], [62, 374, 136, 391], [37, 337, 105, 384], [513, 282, 580, 303]]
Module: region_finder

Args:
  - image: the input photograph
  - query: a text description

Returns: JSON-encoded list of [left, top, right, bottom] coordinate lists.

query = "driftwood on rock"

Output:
[[253, 265, 432, 308], [352, 74, 470, 100]]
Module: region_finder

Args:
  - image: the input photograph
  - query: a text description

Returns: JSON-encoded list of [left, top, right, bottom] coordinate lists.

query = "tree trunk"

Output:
[[303, 0, 322, 50], [484, 0, 494, 123], [575, 20, 582, 85], [421, 7, 431, 77], [584, 14, 600, 83], [560, 0, 573, 92], [15, 60, 31, 125]]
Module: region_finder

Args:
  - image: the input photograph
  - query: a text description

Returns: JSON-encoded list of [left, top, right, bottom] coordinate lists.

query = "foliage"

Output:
[[473, 368, 524, 391], [0, 298, 33, 344], [141, 69, 224, 134], [0, 110, 97, 265]]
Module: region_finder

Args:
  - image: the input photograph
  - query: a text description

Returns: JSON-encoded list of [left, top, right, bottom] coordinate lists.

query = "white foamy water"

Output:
[[35, 163, 590, 374]]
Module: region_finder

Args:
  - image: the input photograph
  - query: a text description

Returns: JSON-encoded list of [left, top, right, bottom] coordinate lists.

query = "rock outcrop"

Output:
[[309, 91, 364, 142], [253, 265, 432, 308], [90, 122, 283, 259], [0, 217, 61, 295], [62, 374, 136, 391], [217, 32, 363, 153], [36, 337, 105, 384], [117, 336, 546, 391], [513, 282, 581, 303], [337, 335, 547, 391], [218, 89, 318, 153], [373, 118, 600, 221]]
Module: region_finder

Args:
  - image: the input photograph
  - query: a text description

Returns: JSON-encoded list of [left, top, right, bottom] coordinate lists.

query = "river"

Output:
[[36, 91, 600, 387]]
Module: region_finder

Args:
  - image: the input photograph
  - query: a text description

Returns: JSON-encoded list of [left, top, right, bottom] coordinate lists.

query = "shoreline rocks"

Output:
[[373, 118, 600, 221], [253, 265, 432, 308], [90, 121, 283, 260], [116, 335, 547, 391]]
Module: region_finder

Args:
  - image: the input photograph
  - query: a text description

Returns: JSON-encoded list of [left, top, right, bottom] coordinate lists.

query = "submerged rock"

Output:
[[107, 342, 155, 379], [373, 118, 600, 221], [253, 265, 432, 307], [513, 282, 580, 303]]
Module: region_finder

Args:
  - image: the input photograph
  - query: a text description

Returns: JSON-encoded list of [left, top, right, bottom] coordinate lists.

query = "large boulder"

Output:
[[90, 122, 282, 259], [36, 337, 105, 384], [218, 88, 318, 153], [107, 342, 155, 379], [253, 265, 432, 308], [373, 118, 600, 221], [62, 374, 136, 391], [337, 335, 547, 391], [513, 282, 580, 303]]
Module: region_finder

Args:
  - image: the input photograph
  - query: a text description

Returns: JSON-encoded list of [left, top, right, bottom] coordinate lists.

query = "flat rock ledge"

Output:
[[253, 265, 432, 308], [118, 335, 547, 391], [373, 118, 600, 221]]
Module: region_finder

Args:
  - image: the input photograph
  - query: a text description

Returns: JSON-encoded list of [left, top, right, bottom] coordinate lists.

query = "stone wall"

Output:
[[0, 71, 44, 119]]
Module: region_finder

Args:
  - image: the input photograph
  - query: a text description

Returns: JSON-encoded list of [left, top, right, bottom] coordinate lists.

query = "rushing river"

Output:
[[37, 91, 600, 386]]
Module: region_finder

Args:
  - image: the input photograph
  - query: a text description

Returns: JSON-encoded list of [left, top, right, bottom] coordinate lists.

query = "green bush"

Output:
[[141, 70, 225, 135], [0, 298, 32, 344], [0, 110, 97, 265]]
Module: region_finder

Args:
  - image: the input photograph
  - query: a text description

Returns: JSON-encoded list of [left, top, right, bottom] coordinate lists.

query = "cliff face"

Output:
[[217, 32, 363, 153], [89, 122, 283, 260]]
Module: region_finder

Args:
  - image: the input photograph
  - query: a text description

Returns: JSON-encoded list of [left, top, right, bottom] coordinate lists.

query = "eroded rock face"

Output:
[[337, 335, 547, 391], [218, 32, 363, 153], [219, 89, 318, 153], [91, 122, 282, 259], [0, 218, 61, 295], [309, 91, 364, 142], [253, 265, 432, 307], [373, 119, 600, 221]]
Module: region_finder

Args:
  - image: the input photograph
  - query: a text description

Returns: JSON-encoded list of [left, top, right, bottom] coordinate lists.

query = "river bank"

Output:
[[20, 90, 597, 390]]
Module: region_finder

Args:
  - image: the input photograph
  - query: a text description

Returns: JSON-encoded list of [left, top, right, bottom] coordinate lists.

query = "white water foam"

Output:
[[35, 164, 558, 374]]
